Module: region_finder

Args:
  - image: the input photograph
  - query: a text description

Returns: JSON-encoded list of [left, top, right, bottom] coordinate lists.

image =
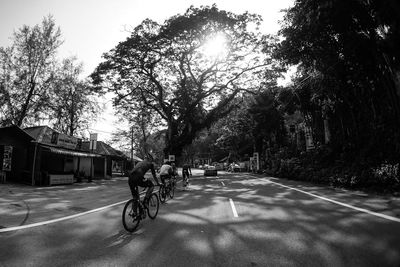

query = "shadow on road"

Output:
[[1, 174, 400, 266]]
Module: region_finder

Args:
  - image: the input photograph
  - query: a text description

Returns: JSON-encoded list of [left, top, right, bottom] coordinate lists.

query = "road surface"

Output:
[[1, 172, 399, 266]]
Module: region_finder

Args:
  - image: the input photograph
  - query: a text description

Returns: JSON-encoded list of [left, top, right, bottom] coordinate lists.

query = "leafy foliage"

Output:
[[47, 57, 101, 136], [91, 5, 277, 157], [267, 0, 400, 191], [0, 15, 62, 126], [275, 0, 400, 163], [0, 16, 100, 138]]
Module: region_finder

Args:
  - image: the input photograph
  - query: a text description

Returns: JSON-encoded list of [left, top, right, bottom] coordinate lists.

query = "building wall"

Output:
[[94, 157, 105, 178], [0, 128, 34, 184], [77, 157, 92, 177]]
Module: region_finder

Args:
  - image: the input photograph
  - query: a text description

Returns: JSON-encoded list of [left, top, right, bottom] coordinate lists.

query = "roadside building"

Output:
[[0, 125, 128, 186], [0, 125, 36, 184], [81, 141, 128, 179]]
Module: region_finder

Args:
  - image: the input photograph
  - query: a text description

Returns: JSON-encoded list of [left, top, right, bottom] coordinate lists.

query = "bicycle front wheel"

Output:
[[122, 199, 141, 232], [147, 193, 159, 219], [159, 185, 167, 203]]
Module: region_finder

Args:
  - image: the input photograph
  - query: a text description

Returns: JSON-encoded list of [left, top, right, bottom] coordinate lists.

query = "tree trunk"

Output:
[[17, 80, 35, 127], [69, 92, 75, 136]]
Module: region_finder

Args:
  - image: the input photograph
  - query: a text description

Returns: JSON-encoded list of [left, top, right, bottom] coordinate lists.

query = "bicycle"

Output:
[[159, 176, 175, 203], [182, 170, 190, 188], [122, 189, 159, 232]]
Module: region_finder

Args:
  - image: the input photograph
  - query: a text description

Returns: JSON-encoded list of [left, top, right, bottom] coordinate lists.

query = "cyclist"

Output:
[[128, 158, 160, 212], [171, 162, 178, 187], [182, 162, 192, 186], [159, 161, 174, 186]]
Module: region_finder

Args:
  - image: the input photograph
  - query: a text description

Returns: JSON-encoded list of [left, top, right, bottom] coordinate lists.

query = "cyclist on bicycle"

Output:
[[182, 162, 192, 186], [128, 158, 160, 211], [159, 161, 174, 186]]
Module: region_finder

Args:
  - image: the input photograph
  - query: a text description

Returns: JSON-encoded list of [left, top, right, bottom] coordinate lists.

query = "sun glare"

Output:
[[201, 33, 229, 59]]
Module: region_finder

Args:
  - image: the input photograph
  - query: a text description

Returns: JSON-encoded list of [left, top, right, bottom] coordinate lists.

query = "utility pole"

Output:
[[130, 126, 134, 161]]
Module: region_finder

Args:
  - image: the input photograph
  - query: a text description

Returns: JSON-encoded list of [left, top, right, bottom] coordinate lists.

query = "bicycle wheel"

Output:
[[122, 199, 141, 232], [169, 182, 175, 199], [159, 185, 167, 203], [147, 193, 159, 219]]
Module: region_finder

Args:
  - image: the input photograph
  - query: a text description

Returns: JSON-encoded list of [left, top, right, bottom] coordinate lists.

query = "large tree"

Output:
[[111, 101, 163, 160], [0, 15, 63, 127], [275, 0, 400, 162], [47, 57, 101, 136], [91, 5, 277, 157]]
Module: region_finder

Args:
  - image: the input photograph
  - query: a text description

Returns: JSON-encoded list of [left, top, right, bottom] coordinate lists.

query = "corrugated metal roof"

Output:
[[43, 146, 102, 158], [81, 141, 127, 159]]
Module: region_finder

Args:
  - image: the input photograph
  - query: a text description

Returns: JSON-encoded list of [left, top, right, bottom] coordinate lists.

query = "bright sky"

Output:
[[0, 0, 294, 141]]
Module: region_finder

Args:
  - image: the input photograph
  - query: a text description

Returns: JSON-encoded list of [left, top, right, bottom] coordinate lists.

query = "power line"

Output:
[[87, 128, 115, 134]]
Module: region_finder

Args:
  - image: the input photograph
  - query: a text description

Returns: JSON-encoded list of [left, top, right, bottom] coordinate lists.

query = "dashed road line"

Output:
[[229, 198, 238, 217]]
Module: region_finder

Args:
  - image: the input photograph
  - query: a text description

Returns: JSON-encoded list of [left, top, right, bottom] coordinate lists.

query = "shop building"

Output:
[[0, 125, 128, 186]]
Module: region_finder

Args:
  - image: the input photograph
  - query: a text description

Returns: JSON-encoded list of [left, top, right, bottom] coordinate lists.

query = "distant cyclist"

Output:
[[128, 157, 160, 211], [159, 161, 174, 186], [182, 163, 192, 186]]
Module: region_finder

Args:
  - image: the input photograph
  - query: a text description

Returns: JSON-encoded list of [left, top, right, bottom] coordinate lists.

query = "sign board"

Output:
[[249, 157, 254, 171], [90, 133, 98, 141], [2, 146, 13, 171], [253, 152, 259, 171], [89, 133, 98, 150], [168, 155, 175, 162], [57, 133, 78, 149], [51, 131, 78, 149]]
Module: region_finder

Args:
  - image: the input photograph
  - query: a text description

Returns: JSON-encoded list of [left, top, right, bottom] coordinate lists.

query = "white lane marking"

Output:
[[252, 176, 400, 223], [0, 191, 151, 233], [0, 199, 128, 233], [229, 198, 238, 217], [221, 181, 225, 186]]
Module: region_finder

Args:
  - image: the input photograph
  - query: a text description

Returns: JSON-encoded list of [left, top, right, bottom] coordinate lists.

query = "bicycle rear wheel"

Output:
[[147, 193, 159, 219], [122, 199, 141, 232], [159, 185, 167, 203], [169, 182, 175, 199]]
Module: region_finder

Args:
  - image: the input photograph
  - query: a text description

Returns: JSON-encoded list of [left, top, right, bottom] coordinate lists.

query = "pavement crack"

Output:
[[19, 200, 30, 226]]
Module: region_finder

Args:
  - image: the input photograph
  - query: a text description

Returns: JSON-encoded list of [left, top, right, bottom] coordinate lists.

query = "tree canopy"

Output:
[[0, 15, 62, 127], [275, 0, 400, 163], [0, 15, 101, 137], [91, 5, 278, 158], [47, 57, 101, 136]]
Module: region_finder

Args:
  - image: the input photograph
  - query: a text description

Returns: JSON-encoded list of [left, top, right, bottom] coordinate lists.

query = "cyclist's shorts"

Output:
[[160, 174, 171, 184], [129, 175, 154, 190]]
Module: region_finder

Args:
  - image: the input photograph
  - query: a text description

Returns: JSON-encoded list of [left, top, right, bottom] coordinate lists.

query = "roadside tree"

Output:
[[275, 0, 400, 162], [0, 15, 63, 127], [47, 57, 101, 136], [91, 5, 277, 158]]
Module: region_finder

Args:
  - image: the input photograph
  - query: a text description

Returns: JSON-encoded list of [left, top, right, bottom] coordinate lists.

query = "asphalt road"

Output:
[[1, 173, 400, 267]]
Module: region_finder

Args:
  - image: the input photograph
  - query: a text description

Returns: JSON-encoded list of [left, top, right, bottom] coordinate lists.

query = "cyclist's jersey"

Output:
[[182, 164, 191, 173], [130, 160, 157, 182], [159, 164, 173, 176]]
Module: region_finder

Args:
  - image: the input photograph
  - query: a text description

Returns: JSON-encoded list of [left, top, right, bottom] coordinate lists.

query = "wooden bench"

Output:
[[49, 174, 74, 185]]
